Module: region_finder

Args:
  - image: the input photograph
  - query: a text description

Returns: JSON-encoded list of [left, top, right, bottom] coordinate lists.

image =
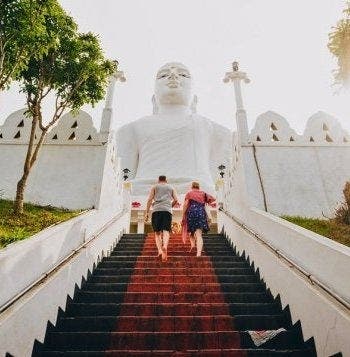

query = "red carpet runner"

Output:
[[111, 233, 246, 355]]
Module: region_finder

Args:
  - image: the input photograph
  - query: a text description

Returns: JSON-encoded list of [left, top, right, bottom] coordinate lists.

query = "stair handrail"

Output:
[[0, 208, 129, 314], [219, 207, 350, 311]]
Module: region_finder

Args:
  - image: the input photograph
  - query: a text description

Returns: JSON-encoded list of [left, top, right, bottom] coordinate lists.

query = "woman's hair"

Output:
[[191, 181, 200, 189]]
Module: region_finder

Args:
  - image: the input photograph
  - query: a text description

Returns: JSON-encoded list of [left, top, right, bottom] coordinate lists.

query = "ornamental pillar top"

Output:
[[223, 61, 250, 84]]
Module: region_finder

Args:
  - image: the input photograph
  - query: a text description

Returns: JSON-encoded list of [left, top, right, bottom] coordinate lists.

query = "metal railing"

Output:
[[0, 209, 128, 314], [219, 207, 350, 311]]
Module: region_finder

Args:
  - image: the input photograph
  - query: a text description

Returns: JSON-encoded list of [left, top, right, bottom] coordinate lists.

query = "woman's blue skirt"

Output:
[[186, 200, 209, 234]]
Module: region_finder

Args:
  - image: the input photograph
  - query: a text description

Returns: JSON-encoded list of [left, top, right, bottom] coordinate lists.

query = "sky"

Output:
[[0, 0, 349, 134]]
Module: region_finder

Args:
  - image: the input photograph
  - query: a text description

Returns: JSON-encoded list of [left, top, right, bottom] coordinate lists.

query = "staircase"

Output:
[[33, 233, 316, 356]]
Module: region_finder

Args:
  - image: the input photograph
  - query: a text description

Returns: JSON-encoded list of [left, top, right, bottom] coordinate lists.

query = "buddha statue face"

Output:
[[154, 62, 192, 106]]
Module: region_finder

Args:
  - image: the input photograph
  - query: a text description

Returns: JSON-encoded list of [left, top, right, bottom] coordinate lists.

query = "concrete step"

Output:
[[94, 267, 257, 276], [56, 315, 235, 332], [89, 274, 258, 284], [36, 348, 314, 356], [81, 282, 266, 293], [65, 302, 280, 317], [42, 330, 304, 351], [75, 291, 272, 304], [98, 260, 250, 269]]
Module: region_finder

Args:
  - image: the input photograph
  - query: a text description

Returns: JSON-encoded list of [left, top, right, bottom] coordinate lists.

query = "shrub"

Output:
[[335, 181, 350, 225]]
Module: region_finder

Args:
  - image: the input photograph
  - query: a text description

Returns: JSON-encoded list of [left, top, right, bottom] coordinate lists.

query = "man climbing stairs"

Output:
[[33, 233, 316, 356]]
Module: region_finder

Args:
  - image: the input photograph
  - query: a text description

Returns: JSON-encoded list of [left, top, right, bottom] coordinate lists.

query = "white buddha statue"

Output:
[[116, 62, 232, 195]]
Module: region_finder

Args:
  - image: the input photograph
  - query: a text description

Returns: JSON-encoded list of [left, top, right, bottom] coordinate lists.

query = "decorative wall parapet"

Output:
[[0, 109, 103, 145], [303, 111, 350, 144], [0, 108, 122, 209], [249, 110, 350, 145], [0, 109, 41, 144], [249, 111, 299, 143]]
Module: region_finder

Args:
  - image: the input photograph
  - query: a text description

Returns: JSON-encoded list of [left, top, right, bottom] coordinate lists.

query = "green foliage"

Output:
[[282, 216, 350, 248], [19, 12, 116, 124], [328, 2, 350, 87], [54, 32, 116, 111], [0, 199, 80, 248], [334, 181, 350, 225], [0, 0, 62, 89], [13, 2, 116, 215]]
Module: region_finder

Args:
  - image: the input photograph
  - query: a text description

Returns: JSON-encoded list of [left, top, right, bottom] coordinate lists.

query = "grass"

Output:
[[0, 199, 81, 249], [282, 216, 350, 248]]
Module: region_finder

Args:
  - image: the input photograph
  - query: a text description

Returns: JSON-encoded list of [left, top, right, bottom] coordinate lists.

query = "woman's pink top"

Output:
[[184, 189, 215, 204]]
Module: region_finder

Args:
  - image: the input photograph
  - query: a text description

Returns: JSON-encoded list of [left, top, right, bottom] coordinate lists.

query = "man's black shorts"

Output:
[[151, 211, 172, 232]]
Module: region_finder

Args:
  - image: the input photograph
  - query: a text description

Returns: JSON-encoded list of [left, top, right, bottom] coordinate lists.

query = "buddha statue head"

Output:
[[154, 62, 192, 107]]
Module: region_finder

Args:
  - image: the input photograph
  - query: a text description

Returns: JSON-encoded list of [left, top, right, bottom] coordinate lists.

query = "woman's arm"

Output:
[[182, 199, 189, 220], [205, 193, 216, 204]]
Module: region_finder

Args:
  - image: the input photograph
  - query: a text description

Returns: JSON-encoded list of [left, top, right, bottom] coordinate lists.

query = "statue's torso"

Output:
[[133, 114, 212, 180], [117, 113, 231, 194]]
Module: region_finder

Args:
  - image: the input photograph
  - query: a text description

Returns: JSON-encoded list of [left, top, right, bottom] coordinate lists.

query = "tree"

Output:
[[0, 0, 58, 90], [14, 7, 116, 214], [328, 2, 350, 87]]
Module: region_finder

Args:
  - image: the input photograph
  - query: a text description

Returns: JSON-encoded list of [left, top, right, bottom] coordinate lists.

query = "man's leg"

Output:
[[160, 230, 169, 261], [152, 212, 163, 256], [160, 211, 172, 261], [195, 228, 203, 257], [154, 231, 163, 256], [162, 230, 170, 251]]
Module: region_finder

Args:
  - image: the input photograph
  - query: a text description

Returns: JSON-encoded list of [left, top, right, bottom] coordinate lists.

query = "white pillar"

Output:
[[223, 62, 250, 145], [100, 67, 126, 137], [105, 77, 117, 109], [233, 79, 244, 110], [137, 211, 145, 234]]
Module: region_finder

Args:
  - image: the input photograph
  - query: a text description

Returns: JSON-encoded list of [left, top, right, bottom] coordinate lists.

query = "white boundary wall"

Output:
[[0, 109, 123, 210], [0, 102, 131, 356], [0, 208, 130, 357], [218, 210, 350, 357], [244, 111, 350, 218], [0, 208, 129, 309], [219, 130, 350, 356]]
